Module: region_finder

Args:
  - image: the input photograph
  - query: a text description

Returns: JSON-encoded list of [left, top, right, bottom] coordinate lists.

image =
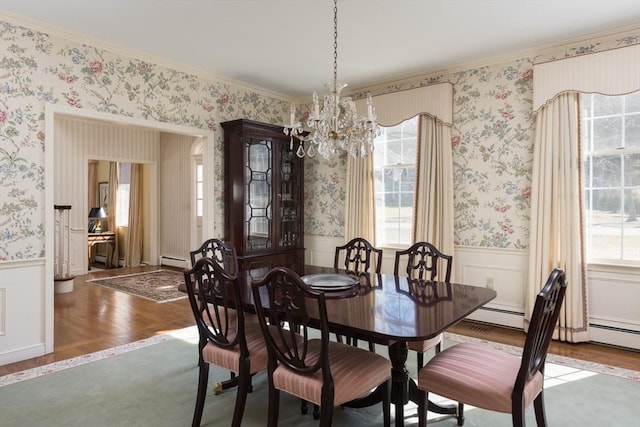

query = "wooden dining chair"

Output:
[[334, 237, 383, 274], [251, 266, 392, 427], [334, 237, 382, 350], [183, 257, 269, 427], [394, 241, 453, 371], [189, 238, 238, 274], [416, 268, 567, 427]]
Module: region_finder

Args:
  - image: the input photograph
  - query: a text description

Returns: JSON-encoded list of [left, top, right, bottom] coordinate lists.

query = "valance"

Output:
[[355, 82, 453, 127], [533, 44, 640, 111]]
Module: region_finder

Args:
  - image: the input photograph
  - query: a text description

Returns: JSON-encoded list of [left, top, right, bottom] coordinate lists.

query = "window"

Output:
[[582, 92, 640, 264], [116, 162, 131, 227], [373, 116, 418, 246]]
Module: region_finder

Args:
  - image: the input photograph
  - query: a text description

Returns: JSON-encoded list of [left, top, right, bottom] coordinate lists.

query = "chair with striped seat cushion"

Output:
[[251, 266, 392, 427], [394, 242, 453, 370], [183, 257, 269, 427], [416, 268, 567, 426]]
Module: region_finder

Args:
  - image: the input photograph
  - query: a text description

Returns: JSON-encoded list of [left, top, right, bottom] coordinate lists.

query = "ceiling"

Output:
[[1, 1, 639, 98]]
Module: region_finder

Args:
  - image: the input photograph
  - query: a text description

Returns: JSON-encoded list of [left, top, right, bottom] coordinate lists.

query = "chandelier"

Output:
[[284, 0, 380, 160]]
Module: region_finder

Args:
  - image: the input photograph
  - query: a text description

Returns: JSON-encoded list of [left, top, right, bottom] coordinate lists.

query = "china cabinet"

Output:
[[221, 119, 305, 272]]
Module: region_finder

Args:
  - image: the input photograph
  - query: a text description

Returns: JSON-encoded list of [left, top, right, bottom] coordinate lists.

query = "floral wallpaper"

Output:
[[0, 18, 290, 261], [0, 15, 638, 261]]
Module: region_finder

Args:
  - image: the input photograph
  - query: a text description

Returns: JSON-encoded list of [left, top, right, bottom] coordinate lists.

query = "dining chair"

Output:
[[394, 241, 453, 371], [416, 268, 567, 427], [334, 237, 382, 350], [251, 266, 392, 427], [183, 257, 269, 427], [334, 237, 383, 274], [189, 238, 239, 274]]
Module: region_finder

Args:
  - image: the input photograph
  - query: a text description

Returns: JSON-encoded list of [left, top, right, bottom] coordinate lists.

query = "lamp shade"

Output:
[[88, 207, 107, 218]]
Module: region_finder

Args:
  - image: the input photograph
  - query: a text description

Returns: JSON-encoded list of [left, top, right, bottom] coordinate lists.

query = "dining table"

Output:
[[236, 264, 497, 427]]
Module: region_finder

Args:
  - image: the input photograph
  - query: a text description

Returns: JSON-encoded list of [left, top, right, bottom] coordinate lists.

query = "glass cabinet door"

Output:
[[279, 142, 301, 249], [245, 138, 272, 251]]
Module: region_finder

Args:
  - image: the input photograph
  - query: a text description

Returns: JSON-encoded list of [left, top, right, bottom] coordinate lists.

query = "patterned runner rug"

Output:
[[88, 270, 186, 303]]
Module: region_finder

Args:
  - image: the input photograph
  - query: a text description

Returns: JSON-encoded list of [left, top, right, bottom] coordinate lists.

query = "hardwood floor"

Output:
[[1, 265, 638, 376]]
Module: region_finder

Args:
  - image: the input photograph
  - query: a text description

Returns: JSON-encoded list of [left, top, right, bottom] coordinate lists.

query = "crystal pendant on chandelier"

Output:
[[283, 0, 380, 160]]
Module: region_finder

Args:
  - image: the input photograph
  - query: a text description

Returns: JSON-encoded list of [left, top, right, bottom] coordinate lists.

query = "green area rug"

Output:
[[87, 270, 186, 303], [1, 328, 638, 426]]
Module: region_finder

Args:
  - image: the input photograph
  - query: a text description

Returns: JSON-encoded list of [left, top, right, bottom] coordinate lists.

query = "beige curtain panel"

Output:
[[528, 92, 588, 343], [413, 115, 455, 270], [344, 155, 376, 243], [125, 163, 143, 267]]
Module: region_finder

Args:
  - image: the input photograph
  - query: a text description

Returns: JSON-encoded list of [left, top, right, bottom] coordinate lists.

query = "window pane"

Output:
[[626, 91, 640, 113], [594, 94, 622, 116], [591, 155, 621, 187], [627, 153, 640, 186], [625, 114, 640, 149], [385, 140, 402, 165], [593, 117, 622, 150]]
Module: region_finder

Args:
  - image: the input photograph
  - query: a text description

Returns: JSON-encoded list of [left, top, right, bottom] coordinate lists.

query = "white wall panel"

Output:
[[0, 261, 46, 365], [159, 133, 195, 262]]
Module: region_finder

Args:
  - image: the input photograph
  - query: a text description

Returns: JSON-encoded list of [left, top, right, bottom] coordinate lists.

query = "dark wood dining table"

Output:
[[237, 264, 497, 427]]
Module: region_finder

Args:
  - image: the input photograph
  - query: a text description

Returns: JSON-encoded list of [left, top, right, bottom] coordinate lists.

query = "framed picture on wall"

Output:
[[99, 182, 109, 213]]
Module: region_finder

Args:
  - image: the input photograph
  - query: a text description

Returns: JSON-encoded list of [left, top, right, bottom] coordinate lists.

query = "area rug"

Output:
[[87, 270, 187, 303], [1, 328, 638, 427]]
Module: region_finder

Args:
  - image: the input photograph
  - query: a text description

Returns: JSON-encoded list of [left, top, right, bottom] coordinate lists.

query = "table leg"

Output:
[[388, 341, 409, 427]]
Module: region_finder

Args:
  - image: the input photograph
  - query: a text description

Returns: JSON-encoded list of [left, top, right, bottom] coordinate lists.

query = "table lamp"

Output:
[[88, 207, 108, 233]]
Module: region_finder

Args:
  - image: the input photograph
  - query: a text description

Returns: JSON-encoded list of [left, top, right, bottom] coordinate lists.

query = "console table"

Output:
[[88, 232, 115, 270]]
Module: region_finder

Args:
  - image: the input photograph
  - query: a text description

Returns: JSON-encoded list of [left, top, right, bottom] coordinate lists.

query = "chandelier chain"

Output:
[[333, 0, 338, 84]]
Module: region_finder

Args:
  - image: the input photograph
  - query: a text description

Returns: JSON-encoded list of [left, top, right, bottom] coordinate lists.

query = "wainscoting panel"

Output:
[[0, 260, 47, 365], [454, 246, 529, 328]]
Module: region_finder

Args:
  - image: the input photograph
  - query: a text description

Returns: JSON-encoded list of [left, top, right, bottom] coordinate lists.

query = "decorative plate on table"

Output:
[[301, 274, 359, 292]]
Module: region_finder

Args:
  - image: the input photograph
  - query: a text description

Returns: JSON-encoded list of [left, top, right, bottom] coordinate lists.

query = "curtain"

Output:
[[107, 162, 119, 268], [413, 115, 455, 262], [527, 92, 589, 343], [88, 160, 98, 211], [344, 155, 376, 243], [125, 163, 143, 267]]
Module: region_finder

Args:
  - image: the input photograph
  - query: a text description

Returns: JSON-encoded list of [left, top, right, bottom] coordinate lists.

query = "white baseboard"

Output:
[[159, 256, 189, 269], [0, 344, 45, 366]]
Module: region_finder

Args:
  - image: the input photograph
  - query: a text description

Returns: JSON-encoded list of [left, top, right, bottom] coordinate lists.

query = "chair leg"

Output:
[[382, 379, 391, 427], [192, 362, 209, 427], [230, 367, 251, 427], [457, 402, 465, 426], [300, 399, 308, 415], [533, 391, 548, 427], [267, 386, 280, 427], [417, 389, 427, 427], [313, 404, 320, 420], [368, 341, 376, 352]]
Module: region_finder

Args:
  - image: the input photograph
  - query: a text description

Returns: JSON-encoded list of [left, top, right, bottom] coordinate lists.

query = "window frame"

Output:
[[581, 92, 640, 267], [373, 116, 418, 248]]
